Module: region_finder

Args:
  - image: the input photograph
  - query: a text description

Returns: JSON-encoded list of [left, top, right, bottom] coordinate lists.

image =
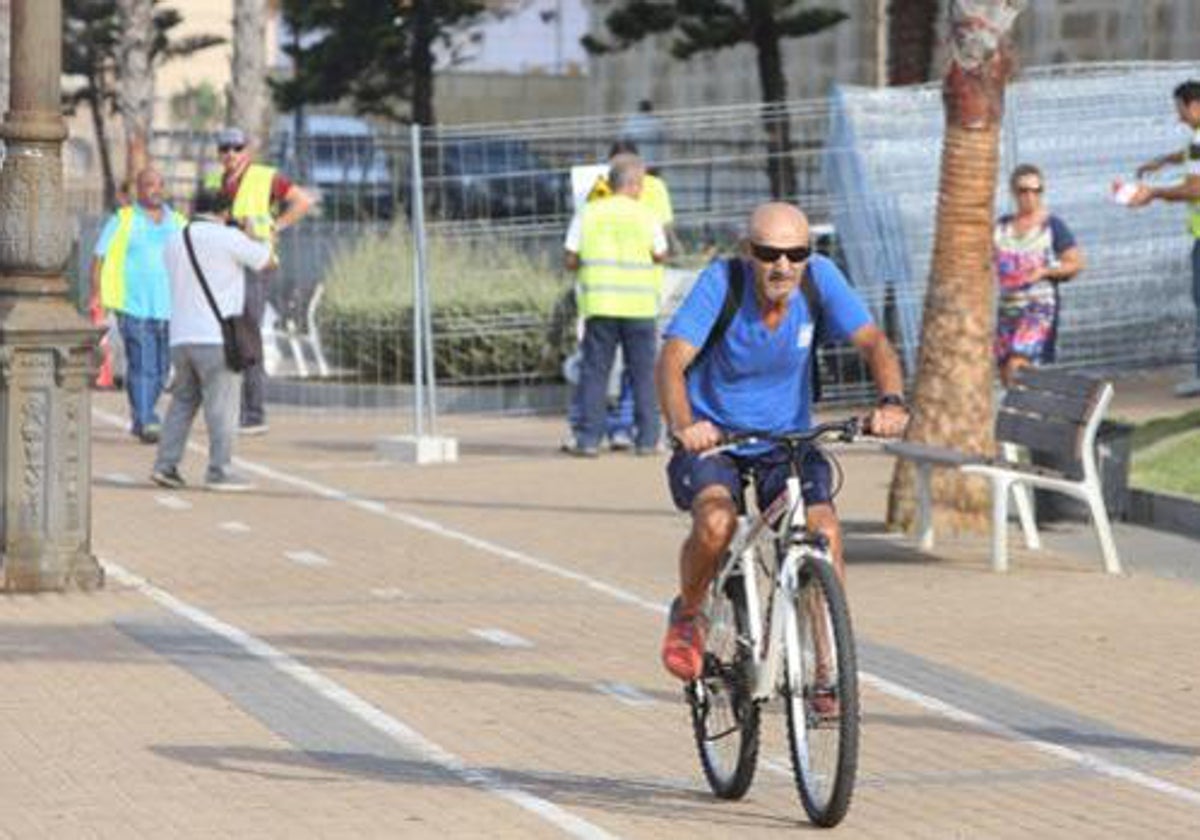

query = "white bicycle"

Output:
[[686, 418, 861, 828]]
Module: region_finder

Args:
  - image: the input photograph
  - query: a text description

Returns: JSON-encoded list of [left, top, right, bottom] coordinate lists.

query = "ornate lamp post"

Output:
[[0, 0, 103, 590]]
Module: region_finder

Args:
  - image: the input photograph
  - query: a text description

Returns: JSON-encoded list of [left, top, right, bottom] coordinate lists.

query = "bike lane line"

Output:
[[229, 439, 1200, 812], [91, 407, 1200, 813], [103, 560, 618, 840]]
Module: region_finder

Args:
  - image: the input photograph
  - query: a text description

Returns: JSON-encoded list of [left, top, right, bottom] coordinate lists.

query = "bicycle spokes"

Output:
[[784, 558, 859, 828]]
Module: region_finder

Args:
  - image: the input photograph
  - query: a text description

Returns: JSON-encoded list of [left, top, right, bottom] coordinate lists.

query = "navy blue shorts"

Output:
[[666, 445, 834, 513]]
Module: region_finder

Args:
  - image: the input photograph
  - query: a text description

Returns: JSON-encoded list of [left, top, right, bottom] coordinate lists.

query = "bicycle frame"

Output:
[[710, 466, 832, 705]]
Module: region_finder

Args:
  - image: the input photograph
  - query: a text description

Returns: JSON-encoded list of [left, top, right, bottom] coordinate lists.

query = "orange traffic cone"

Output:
[[90, 292, 114, 389]]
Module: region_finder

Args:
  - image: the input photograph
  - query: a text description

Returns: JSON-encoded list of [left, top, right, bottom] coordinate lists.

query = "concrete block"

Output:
[[376, 435, 459, 465]]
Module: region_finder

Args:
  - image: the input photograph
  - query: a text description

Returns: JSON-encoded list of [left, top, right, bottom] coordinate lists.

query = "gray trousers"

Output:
[[154, 344, 241, 480], [241, 271, 269, 425]]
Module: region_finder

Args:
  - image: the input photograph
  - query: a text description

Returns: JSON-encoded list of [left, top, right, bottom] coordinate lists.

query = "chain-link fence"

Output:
[[827, 61, 1200, 378], [71, 60, 1200, 420]]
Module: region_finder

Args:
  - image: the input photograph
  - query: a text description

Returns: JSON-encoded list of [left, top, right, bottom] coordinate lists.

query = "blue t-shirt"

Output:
[[94, 205, 182, 320], [664, 255, 872, 434]]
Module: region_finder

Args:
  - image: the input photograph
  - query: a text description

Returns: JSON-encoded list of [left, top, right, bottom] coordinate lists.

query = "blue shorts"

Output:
[[666, 445, 834, 513]]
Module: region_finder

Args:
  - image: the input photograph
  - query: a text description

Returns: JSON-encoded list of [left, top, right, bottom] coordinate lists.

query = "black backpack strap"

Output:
[[799, 265, 823, 404], [688, 257, 745, 372]]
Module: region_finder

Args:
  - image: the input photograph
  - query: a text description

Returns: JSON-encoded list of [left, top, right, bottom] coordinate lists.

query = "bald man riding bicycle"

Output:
[[656, 202, 910, 681]]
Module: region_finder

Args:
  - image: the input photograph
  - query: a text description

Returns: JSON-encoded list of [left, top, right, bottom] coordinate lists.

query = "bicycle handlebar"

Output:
[[674, 416, 865, 458]]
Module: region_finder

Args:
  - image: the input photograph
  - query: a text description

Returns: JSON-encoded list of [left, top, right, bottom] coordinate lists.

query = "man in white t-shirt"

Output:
[[151, 190, 274, 491], [1130, 79, 1200, 396]]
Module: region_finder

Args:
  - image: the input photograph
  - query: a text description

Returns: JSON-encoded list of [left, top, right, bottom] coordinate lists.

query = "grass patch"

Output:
[[1130, 419, 1200, 501], [1129, 408, 1200, 451]]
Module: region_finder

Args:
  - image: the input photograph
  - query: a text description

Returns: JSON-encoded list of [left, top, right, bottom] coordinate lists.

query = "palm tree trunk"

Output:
[[888, 0, 939, 85], [746, 0, 797, 199], [887, 0, 1025, 534], [0, 1, 9, 116], [230, 0, 269, 143], [116, 0, 153, 180], [410, 0, 436, 126], [88, 85, 118, 210]]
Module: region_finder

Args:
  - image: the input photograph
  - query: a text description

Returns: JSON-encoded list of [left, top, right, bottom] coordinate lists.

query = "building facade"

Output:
[[584, 0, 1200, 114]]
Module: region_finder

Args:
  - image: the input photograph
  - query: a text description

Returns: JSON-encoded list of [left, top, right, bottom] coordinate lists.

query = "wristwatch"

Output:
[[877, 393, 908, 410]]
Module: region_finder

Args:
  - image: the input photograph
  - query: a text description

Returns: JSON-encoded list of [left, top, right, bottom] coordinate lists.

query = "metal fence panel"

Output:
[[72, 62, 1200, 421]]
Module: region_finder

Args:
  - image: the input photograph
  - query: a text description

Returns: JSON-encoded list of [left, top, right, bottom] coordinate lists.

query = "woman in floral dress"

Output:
[[994, 164, 1085, 386]]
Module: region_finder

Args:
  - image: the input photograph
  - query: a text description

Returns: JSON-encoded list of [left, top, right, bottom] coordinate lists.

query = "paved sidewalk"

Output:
[[0, 368, 1197, 838]]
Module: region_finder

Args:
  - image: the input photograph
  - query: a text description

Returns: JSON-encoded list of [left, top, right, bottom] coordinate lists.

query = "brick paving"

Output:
[[1, 369, 1197, 838]]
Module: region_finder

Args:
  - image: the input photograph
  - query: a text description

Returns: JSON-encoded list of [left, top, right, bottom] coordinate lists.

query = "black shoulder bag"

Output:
[[183, 223, 260, 373]]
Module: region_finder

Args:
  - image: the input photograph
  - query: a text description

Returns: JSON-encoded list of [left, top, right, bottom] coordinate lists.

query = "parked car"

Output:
[[272, 115, 396, 220], [424, 137, 567, 221]]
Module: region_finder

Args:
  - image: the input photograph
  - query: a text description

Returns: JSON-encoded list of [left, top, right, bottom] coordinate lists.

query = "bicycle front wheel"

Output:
[[782, 554, 859, 827], [689, 573, 760, 799]]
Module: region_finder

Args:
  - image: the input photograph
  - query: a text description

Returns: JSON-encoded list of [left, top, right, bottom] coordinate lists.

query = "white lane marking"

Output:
[[102, 472, 137, 486], [859, 673, 1200, 808], [223, 454, 668, 616], [218, 521, 252, 534], [284, 550, 331, 567], [154, 494, 192, 511], [101, 561, 617, 840], [93, 407, 1200, 810], [370, 587, 409, 600], [594, 683, 657, 707], [470, 628, 533, 649]]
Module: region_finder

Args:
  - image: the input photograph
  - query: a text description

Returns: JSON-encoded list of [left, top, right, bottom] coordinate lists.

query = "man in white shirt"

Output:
[[1130, 79, 1200, 396], [151, 190, 274, 491]]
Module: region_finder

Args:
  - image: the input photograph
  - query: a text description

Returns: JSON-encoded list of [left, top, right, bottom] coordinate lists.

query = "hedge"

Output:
[[317, 224, 573, 384]]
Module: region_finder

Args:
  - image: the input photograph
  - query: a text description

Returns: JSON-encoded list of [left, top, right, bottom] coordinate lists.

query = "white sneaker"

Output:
[[608, 429, 634, 451], [204, 471, 255, 492], [1173, 378, 1200, 398], [239, 422, 270, 436]]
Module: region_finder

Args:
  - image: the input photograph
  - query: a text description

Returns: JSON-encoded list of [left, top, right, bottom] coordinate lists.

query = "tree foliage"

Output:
[[584, 0, 845, 59], [584, 1, 847, 198], [273, 0, 488, 126], [63, 0, 223, 207]]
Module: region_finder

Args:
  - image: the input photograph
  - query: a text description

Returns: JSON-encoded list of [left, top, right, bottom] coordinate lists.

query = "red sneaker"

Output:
[[661, 597, 706, 681], [809, 684, 840, 720]]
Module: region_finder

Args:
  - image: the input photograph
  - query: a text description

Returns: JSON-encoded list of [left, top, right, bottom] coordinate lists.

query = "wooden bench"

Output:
[[884, 368, 1122, 574]]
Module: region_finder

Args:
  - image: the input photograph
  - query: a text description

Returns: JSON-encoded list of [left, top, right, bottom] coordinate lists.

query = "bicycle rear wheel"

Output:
[[689, 573, 760, 799], [783, 554, 859, 827]]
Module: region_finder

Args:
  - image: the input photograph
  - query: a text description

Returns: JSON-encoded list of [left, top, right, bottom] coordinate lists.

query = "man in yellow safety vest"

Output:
[[563, 154, 667, 457], [90, 168, 186, 443], [208, 126, 314, 434]]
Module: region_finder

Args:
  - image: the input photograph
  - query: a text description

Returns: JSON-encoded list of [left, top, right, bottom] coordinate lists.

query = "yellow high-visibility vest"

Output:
[[586, 172, 673, 226], [640, 174, 673, 226], [230, 163, 277, 240], [100, 206, 187, 311], [577, 195, 662, 319]]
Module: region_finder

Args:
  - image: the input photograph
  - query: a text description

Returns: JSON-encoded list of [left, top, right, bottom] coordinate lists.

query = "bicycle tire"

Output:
[[782, 553, 860, 827], [689, 573, 760, 799]]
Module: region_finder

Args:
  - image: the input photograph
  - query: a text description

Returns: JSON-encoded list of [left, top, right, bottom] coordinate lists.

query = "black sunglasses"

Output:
[[217, 144, 245, 153], [1016, 185, 1043, 194], [750, 242, 811, 263]]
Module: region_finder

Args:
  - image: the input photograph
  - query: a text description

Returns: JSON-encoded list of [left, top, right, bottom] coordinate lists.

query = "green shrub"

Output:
[[318, 224, 570, 383]]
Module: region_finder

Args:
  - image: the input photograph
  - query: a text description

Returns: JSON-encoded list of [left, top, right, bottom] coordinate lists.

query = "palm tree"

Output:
[[887, 0, 1027, 533], [116, 0, 153, 180], [230, 0, 268, 142]]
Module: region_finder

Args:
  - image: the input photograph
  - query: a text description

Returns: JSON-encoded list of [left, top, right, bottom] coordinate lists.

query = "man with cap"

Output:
[[208, 126, 314, 434]]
